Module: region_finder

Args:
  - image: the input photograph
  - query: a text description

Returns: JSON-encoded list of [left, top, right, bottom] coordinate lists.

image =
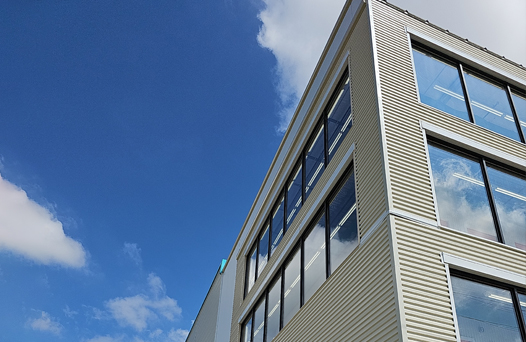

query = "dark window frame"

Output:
[[412, 41, 526, 144]]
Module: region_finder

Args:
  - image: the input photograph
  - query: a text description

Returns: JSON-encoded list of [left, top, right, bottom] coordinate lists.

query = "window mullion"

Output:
[[301, 153, 305, 205], [325, 202, 331, 279], [300, 236, 305, 308], [480, 158, 505, 244], [279, 268, 284, 330], [512, 289, 526, 342], [507, 85, 526, 144], [458, 63, 475, 123], [323, 113, 329, 167], [264, 290, 268, 342]]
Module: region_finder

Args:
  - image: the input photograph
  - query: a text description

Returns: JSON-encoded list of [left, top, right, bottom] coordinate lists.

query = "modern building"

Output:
[[186, 0, 526, 341]]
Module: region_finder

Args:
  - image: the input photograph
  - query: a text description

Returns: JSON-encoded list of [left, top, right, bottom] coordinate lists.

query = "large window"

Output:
[[241, 166, 358, 341], [428, 141, 526, 251], [413, 44, 526, 143], [450, 272, 526, 342]]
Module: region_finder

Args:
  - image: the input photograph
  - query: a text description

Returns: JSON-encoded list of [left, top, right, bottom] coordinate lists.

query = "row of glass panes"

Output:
[[450, 272, 526, 341], [412, 43, 526, 143], [245, 71, 352, 296], [428, 140, 526, 251], [242, 168, 359, 342]]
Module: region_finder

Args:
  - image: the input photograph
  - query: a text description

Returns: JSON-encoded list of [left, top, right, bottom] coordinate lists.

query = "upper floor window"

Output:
[[412, 44, 526, 143], [428, 141, 526, 251]]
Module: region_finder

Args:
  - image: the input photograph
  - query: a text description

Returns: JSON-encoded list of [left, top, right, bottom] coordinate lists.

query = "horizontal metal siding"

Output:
[[186, 273, 222, 342]]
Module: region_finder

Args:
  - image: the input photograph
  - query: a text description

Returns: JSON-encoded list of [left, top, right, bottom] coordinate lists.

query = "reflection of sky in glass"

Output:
[[283, 249, 300, 327], [327, 78, 351, 163], [286, 165, 302, 230], [243, 316, 252, 342], [305, 125, 325, 199], [486, 166, 526, 251], [329, 172, 358, 273], [451, 277, 522, 342], [412, 49, 470, 121], [271, 197, 284, 255], [512, 93, 526, 138], [303, 215, 326, 303], [266, 277, 281, 342], [428, 145, 497, 241], [519, 293, 526, 326], [464, 72, 520, 141], [258, 226, 269, 276], [248, 247, 257, 293], [253, 298, 265, 342]]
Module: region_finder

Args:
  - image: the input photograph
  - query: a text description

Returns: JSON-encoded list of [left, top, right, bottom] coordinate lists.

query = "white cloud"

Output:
[[63, 305, 78, 319], [27, 311, 63, 336], [123, 243, 142, 266], [0, 174, 86, 268], [257, 0, 346, 132], [105, 273, 182, 332], [167, 328, 189, 342], [149, 329, 163, 339], [84, 335, 124, 342]]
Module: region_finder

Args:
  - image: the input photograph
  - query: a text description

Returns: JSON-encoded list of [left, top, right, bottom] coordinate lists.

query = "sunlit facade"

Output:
[[186, 0, 526, 341]]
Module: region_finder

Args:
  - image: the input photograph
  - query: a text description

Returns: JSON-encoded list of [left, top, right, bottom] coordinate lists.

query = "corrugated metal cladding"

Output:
[[371, 1, 526, 341], [230, 5, 395, 342], [186, 272, 222, 342]]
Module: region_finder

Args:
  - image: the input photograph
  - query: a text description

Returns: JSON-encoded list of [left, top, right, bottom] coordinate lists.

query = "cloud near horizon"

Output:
[[0, 174, 86, 268], [257, 0, 346, 132]]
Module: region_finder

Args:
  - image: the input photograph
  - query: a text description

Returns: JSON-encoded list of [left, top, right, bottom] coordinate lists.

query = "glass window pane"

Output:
[[258, 225, 269, 276], [271, 197, 284, 255], [512, 93, 526, 138], [253, 298, 265, 342], [286, 164, 302, 230], [412, 49, 470, 121], [519, 293, 526, 326], [428, 145, 497, 241], [303, 214, 326, 303], [266, 277, 281, 342], [464, 72, 520, 141], [329, 171, 358, 273], [486, 166, 526, 251], [305, 125, 325, 199], [242, 316, 253, 342], [327, 77, 351, 162], [283, 249, 300, 327], [451, 277, 522, 342], [247, 246, 257, 293]]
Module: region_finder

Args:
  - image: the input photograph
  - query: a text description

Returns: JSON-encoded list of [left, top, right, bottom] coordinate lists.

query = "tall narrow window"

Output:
[[266, 276, 281, 342], [303, 213, 326, 303], [329, 171, 358, 273], [451, 276, 524, 342], [327, 77, 352, 162], [286, 163, 302, 231], [464, 72, 520, 141], [512, 93, 526, 138], [412, 49, 470, 121], [305, 124, 325, 199], [428, 144, 497, 240], [486, 165, 526, 251], [258, 225, 269, 276], [247, 246, 257, 294], [282, 249, 300, 326], [252, 298, 266, 342], [242, 316, 253, 342], [271, 196, 284, 255]]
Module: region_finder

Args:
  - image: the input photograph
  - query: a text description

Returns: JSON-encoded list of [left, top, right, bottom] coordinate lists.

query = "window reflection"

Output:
[[464, 72, 520, 141], [329, 171, 358, 273], [451, 277, 522, 342], [283, 249, 300, 326], [253, 298, 265, 342], [271, 197, 284, 255], [412, 49, 470, 121], [303, 214, 326, 303], [428, 145, 497, 241], [512, 93, 526, 138], [486, 166, 526, 251], [247, 246, 257, 293], [519, 293, 526, 326], [305, 125, 325, 199], [266, 277, 281, 342], [242, 316, 253, 342], [258, 226, 269, 276], [327, 78, 352, 163], [286, 164, 302, 231]]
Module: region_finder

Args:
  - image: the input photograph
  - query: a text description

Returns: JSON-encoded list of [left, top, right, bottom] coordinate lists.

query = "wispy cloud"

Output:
[[63, 305, 78, 319], [167, 328, 189, 342], [0, 174, 87, 268], [83, 335, 125, 342], [257, 0, 346, 132], [105, 273, 182, 332], [123, 243, 142, 266], [27, 311, 63, 336]]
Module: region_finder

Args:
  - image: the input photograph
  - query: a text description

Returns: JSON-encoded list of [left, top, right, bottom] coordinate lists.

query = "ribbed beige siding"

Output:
[[186, 272, 222, 342]]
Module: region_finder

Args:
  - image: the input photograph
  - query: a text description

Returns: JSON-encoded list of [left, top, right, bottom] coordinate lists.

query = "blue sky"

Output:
[[0, 0, 523, 341]]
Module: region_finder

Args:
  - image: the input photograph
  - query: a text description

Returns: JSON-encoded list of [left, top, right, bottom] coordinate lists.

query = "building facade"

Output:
[[187, 0, 526, 341]]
